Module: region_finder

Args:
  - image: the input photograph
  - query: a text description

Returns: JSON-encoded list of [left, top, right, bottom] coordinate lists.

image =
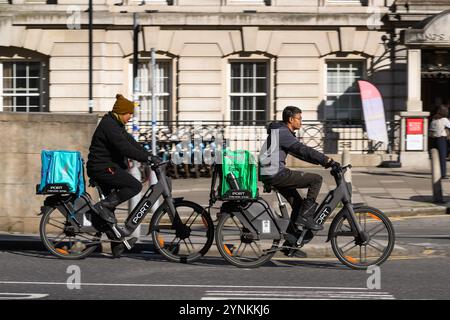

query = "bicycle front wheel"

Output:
[[215, 213, 279, 268], [330, 206, 395, 270], [150, 200, 214, 263]]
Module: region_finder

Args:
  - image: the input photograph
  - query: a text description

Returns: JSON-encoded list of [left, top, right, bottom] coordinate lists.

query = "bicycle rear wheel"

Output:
[[40, 206, 101, 259], [150, 200, 214, 263], [215, 213, 279, 268], [330, 206, 395, 270]]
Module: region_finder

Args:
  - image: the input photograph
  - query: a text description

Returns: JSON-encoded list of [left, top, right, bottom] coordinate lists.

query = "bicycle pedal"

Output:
[[123, 239, 132, 250], [296, 230, 308, 246], [110, 225, 122, 239]]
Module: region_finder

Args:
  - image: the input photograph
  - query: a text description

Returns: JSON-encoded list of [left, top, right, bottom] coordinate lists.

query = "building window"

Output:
[[0, 61, 44, 112], [134, 60, 171, 124], [325, 60, 364, 121], [230, 62, 268, 126]]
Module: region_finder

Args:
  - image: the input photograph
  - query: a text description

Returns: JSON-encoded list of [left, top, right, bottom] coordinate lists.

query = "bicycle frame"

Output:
[[311, 166, 368, 244], [228, 165, 368, 248], [40, 163, 179, 239], [121, 163, 179, 237], [291, 165, 368, 246]]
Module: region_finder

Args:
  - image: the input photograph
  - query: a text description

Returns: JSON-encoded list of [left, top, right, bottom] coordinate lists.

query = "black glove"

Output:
[[324, 158, 341, 170], [148, 155, 162, 165]]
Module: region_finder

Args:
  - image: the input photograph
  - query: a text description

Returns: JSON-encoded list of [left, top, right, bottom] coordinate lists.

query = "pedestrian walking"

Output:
[[429, 105, 450, 179]]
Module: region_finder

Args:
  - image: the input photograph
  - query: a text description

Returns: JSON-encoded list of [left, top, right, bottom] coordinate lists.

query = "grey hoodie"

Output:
[[259, 121, 329, 177]]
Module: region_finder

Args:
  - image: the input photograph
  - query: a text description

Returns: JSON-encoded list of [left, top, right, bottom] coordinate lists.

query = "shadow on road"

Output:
[[3, 250, 55, 260], [1, 250, 364, 271], [272, 259, 349, 270], [122, 253, 350, 270], [3, 250, 114, 261]]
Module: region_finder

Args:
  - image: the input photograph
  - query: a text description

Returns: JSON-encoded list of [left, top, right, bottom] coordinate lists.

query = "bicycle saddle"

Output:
[[88, 178, 100, 188], [263, 183, 275, 193]]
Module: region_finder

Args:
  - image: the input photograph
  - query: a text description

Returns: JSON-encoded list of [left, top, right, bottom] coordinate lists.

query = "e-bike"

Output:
[[215, 164, 395, 270], [38, 160, 214, 263]]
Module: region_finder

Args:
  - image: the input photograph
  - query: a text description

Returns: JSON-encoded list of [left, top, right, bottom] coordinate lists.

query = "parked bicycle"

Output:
[[136, 123, 221, 179], [214, 164, 395, 270], [38, 159, 214, 262]]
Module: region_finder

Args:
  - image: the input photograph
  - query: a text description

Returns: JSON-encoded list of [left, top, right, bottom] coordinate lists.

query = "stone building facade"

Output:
[[0, 0, 449, 165]]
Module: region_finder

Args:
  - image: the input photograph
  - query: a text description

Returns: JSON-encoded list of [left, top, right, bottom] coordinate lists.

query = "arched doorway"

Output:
[[405, 9, 450, 116], [421, 49, 450, 115]]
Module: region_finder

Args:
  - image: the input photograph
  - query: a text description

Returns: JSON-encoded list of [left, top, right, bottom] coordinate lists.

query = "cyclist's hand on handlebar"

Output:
[[331, 161, 342, 171], [147, 155, 162, 165], [324, 158, 341, 170]]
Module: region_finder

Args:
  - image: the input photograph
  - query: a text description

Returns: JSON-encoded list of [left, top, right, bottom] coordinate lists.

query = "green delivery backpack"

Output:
[[220, 149, 258, 199]]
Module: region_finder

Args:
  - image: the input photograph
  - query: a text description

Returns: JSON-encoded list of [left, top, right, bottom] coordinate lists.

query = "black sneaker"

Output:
[[282, 248, 307, 258], [111, 237, 138, 258], [295, 199, 323, 231], [280, 242, 307, 259], [93, 202, 117, 224], [280, 227, 307, 258], [296, 215, 324, 231]]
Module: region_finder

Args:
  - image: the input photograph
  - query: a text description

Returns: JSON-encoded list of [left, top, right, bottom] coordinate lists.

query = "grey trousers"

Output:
[[262, 168, 323, 225]]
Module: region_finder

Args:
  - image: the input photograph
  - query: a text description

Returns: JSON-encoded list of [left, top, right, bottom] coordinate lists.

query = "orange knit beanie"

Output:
[[112, 94, 135, 114]]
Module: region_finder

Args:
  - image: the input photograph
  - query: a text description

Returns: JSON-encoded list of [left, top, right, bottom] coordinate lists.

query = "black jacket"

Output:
[[259, 121, 329, 177], [87, 112, 148, 171]]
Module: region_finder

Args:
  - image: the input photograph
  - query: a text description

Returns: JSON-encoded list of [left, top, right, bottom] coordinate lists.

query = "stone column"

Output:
[[398, 48, 430, 169], [407, 48, 423, 112]]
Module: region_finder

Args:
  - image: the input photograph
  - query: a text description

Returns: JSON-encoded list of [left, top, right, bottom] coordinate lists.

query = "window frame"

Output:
[[0, 60, 47, 113], [228, 60, 270, 126], [129, 59, 173, 124], [324, 59, 366, 121]]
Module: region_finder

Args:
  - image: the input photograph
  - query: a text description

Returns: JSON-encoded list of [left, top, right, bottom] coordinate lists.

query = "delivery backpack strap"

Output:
[[76, 155, 86, 197], [209, 161, 223, 206]]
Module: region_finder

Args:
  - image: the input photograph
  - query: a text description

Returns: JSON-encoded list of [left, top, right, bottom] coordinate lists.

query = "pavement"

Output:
[[1, 166, 449, 259]]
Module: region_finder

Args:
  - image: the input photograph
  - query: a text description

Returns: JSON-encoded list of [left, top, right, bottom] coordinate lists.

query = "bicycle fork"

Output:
[[342, 203, 369, 243]]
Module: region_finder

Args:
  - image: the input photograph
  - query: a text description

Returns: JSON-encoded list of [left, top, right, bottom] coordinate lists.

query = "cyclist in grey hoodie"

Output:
[[259, 106, 340, 235]]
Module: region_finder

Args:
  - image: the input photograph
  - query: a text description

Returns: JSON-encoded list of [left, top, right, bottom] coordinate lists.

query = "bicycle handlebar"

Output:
[[330, 164, 352, 177], [148, 159, 171, 168]]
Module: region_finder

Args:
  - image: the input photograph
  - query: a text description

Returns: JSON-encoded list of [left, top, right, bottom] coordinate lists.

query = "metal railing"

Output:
[[128, 119, 401, 179], [131, 119, 401, 154]]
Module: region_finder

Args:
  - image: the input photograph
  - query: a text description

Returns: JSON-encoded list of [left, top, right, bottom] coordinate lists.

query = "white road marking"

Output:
[[0, 293, 48, 300], [0, 281, 372, 291], [0, 280, 396, 299], [0, 281, 398, 300], [201, 289, 395, 300]]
